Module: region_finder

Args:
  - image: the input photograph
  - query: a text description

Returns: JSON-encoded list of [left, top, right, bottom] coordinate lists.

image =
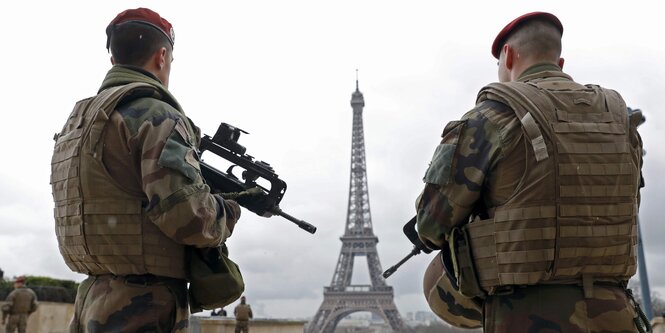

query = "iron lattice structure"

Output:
[[306, 80, 410, 333]]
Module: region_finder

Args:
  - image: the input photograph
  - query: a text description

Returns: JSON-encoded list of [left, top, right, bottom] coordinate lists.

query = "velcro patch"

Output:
[[158, 120, 200, 182], [423, 120, 466, 185]]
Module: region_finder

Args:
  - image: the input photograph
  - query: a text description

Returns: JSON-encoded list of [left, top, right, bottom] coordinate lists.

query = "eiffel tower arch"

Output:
[[306, 77, 410, 333]]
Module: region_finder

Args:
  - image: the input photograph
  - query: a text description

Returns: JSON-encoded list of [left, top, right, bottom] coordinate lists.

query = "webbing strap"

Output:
[[498, 272, 546, 285], [50, 165, 79, 183], [554, 122, 625, 134], [51, 143, 79, 164], [560, 203, 635, 217], [493, 206, 556, 222], [91, 245, 142, 256], [59, 245, 87, 255], [521, 113, 549, 162], [495, 227, 557, 243], [497, 249, 555, 264], [466, 210, 557, 243], [556, 110, 614, 123], [470, 244, 496, 259], [560, 185, 635, 197], [556, 265, 634, 276], [558, 244, 631, 259], [583, 274, 594, 298], [559, 224, 635, 238], [52, 181, 81, 202], [54, 203, 81, 218], [557, 142, 629, 154], [83, 201, 143, 215], [559, 163, 633, 175], [56, 225, 82, 237], [84, 224, 141, 235], [55, 127, 84, 144]]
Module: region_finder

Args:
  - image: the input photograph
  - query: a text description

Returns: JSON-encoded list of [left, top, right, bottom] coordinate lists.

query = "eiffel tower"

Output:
[[306, 77, 409, 333]]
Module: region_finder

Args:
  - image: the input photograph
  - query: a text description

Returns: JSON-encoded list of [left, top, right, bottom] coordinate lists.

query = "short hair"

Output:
[[109, 22, 172, 66], [506, 18, 562, 61]]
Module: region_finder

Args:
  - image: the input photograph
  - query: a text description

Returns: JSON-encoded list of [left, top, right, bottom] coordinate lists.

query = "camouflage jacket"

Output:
[[234, 303, 253, 321], [5, 287, 37, 315], [99, 65, 233, 248]]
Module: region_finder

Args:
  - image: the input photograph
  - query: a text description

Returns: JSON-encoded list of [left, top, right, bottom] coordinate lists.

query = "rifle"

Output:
[[198, 122, 317, 234], [382, 216, 432, 278]]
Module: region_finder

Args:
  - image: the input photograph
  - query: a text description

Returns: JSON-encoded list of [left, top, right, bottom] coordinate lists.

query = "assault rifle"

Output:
[[199, 123, 317, 234], [382, 216, 432, 278]]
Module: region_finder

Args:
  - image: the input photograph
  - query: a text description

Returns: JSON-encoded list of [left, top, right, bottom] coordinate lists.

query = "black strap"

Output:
[[623, 283, 652, 333]]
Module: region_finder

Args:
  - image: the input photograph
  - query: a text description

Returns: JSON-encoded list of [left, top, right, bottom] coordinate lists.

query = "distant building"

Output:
[[414, 311, 439, 323]]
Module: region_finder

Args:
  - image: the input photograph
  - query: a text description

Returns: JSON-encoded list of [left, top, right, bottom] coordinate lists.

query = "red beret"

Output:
[[491, 12, 563, 59], [15, 276, 25, 283], [106, 7, 175, 49]]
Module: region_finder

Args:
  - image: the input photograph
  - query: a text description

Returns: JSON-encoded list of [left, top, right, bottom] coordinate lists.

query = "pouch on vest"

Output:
[[187, 244, 245, 313], [449, 227, 484, 298]]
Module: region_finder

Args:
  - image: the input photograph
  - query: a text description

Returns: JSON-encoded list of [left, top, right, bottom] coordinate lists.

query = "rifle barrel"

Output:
[[382, 246, 422, 279], [272, 207, 317, 234]]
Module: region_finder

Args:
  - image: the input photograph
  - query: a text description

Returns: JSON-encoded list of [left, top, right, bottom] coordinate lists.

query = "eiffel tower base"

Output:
[[306, 290, 412, 333]]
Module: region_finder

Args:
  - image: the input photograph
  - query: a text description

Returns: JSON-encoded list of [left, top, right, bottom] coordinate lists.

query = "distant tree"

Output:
[[628, 279, 665, 317], [0, 275, 78, 303], [0, 279, 11, 300]]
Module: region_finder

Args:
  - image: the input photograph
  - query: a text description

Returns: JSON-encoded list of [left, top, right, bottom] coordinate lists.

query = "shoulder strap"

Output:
[[478, 82, 551, 162], [84, 83, 157, 154]]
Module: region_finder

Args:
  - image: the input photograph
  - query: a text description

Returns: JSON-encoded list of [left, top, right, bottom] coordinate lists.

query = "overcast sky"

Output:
[[1, 0, 664, 320]]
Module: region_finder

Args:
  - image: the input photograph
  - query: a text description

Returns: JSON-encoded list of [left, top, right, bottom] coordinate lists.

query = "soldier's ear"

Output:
[[558, 57, 565, 69], [504, 45, 515, 70], [155, 47, 167, 70]]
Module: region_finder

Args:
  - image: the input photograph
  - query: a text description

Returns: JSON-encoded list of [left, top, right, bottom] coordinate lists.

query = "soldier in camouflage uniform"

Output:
[[3, 276, 38, 333], [234, 296, 253, 333], [50, 8, 241, 332], [416, 12, 646, 332]]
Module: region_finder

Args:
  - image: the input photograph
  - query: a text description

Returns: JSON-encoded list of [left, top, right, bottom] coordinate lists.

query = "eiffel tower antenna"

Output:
[[306, 74, 410, 333]]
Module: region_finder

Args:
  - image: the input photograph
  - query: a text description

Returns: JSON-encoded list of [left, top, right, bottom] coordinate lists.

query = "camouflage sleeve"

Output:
[[30, 289, 38, 313], [5, 290, 14, 306], [119, 98, 232, 248], [416, 100, 509, 249]]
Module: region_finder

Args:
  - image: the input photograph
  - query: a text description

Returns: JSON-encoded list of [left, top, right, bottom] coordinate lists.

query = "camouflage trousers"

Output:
[[235, 320, 249, 333], [70, 275, 189, 333], [5, 314, 28, 333], [483, 284, 640, 333]]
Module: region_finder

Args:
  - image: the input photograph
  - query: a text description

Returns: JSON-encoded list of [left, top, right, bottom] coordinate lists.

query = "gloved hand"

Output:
[[213, 195, 241, 236], [222, 199, 241, 234]]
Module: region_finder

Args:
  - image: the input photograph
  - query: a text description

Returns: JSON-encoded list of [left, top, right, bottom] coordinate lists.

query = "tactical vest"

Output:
[[51, 83, 186, 279], [465, 71, 641, 293]]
